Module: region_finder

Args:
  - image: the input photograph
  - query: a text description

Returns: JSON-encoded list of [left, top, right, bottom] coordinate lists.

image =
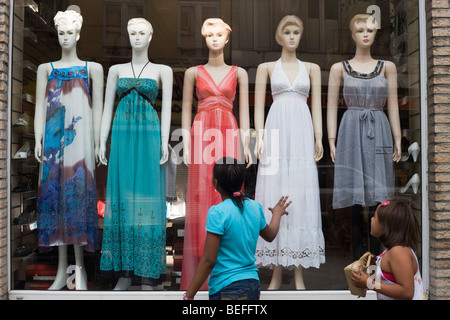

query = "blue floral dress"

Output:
[[100, 78, 166, 285], [37, 62, 99, 253]]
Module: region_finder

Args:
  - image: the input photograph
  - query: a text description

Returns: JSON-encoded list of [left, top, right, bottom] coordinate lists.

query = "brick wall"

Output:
[[0, 0, 8, 301], [427, 0, 450, 300]]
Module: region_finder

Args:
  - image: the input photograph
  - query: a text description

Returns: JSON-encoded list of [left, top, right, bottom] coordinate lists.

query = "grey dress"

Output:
[[332, 60, 394, 209]]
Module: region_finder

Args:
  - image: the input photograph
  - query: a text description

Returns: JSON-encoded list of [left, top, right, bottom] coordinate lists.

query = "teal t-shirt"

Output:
[[205, 198, 267, 295]]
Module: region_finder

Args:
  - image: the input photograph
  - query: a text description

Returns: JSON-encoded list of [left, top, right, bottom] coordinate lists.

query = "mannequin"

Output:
[[327, 14, 401, 259], [180, 18, 251, 291], [98, 18, 172, 290], [34, 8, 103, 290], [254, 15, 325, 290]]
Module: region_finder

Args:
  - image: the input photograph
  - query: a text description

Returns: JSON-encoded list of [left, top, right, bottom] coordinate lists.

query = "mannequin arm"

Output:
[[385, 61, 402, 162], [326, 63, 342, 163], [237, 67, 251, 167], [159, 65, 174, 164], [98, 65, 119, 166], [181, 67, 196, 165], [308, 62, 323, 161], [89, 62, 104, 164], [253, 63, 269, 159], [34, 63, 50, 163]]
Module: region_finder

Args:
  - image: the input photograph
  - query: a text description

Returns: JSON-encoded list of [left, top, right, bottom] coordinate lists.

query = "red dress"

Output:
[[180, 65, 241, 290]]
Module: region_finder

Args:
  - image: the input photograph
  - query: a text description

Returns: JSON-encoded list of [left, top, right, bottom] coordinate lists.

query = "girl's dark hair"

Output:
[[213, 157, 246, 212], [377, 199, 421, 252]]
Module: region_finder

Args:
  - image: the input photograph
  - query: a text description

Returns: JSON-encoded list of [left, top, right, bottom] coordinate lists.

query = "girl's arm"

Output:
[[352, 246, 416, 299], [259, 196, 291, 242], [184, 232, 221, 299]]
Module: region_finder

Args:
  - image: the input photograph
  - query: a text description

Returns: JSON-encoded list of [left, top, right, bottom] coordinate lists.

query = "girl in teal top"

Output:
[[184, 157, 291, 300]]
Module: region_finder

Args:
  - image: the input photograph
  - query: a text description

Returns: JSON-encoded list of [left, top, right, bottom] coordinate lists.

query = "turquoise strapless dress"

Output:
[[100, 78, 166, 285]]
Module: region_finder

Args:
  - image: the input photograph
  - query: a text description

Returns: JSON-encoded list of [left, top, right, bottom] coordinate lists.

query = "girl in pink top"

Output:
[[351, 199, 427, 300]]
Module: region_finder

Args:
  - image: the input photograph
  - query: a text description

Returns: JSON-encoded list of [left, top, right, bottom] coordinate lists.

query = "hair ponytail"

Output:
[[213, 157, 246, 212]]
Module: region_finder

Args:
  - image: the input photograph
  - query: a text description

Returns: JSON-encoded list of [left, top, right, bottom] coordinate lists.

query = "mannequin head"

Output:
[[201, 18, 232, 50], [275, 15, 303, 47], [127, 18, 153, 50], [54, 10, 83, 48], [350, 14, 378, 47]]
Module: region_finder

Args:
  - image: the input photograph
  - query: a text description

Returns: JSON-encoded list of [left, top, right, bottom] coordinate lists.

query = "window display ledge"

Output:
[[8, 290, 377, 300]]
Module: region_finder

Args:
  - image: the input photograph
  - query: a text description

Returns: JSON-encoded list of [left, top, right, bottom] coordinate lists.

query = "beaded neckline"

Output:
[[343, 60, 384, 79]]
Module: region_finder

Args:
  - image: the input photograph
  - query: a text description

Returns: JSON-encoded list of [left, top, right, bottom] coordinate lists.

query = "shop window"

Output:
[[8, 0, 424, 297]]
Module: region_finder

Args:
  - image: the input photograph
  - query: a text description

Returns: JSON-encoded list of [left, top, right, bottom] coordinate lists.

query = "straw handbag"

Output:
[[344, 251, 373, 297]]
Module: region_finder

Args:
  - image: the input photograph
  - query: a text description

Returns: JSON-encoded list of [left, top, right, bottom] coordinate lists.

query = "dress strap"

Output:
[[342, 60, 351, 75], [50, 62, 54, 70]]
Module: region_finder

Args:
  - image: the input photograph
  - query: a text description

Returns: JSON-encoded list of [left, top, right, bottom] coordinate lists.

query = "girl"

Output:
[[351, 199, 427, 300], [184, 157, 291, 300]]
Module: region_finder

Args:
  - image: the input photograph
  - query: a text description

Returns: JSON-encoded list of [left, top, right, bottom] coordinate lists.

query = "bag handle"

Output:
[[360, 251, 372, 268]]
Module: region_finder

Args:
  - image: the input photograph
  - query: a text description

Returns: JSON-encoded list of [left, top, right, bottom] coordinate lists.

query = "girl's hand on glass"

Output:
[[269, 196, 292, 217]]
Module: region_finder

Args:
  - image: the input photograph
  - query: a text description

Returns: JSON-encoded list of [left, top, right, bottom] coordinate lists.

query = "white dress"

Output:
[[255, 59, 325, 269]]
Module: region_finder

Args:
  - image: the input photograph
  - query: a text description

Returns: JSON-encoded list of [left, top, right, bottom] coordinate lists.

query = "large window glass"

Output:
[[9, 0, 422, 294]]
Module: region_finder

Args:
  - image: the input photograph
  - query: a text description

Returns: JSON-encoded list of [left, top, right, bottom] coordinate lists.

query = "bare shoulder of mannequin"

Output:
[[111, 63, 133, 78], [256, 61, 277, 79], [329, 61, 344, 79], [184, 66, 197, 81], [87, 61, 103, 74], [151, 63, 172, 78], [382, 60, 397, 76], [37, 62, 52, 75], [303, 61, 320, 75], [236, 66, 248, 78]]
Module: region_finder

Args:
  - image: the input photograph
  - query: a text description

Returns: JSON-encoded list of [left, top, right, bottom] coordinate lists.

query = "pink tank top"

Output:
[[375, 248, 427, 300]]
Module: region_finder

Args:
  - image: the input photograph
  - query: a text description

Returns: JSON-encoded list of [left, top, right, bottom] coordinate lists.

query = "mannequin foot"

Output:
[[75, 267, 88, 290], [48, 270, 69, 290], [113, 277, 132, 290], [141, 284, 163, 290]]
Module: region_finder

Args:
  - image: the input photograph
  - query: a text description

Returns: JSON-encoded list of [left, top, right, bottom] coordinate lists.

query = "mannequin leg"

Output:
[[113, 277, 132, 290], [294, 266, 305, 290], [73, 245, 87, 290], [368, 206, 381, 255], [48, 245, 69, 290], [351, 205, 364, 260], [267, 265, 282, 290]]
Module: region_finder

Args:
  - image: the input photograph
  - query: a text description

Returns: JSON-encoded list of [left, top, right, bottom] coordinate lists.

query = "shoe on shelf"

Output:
[[12, 174, 33, 192], [13, 141, 31, 159], [14, 245, 32, 257], [401, 142, 420, 162], [399, 173, 420, 194], [17, 204, 36, 225], [12, 113, 29, 127]]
